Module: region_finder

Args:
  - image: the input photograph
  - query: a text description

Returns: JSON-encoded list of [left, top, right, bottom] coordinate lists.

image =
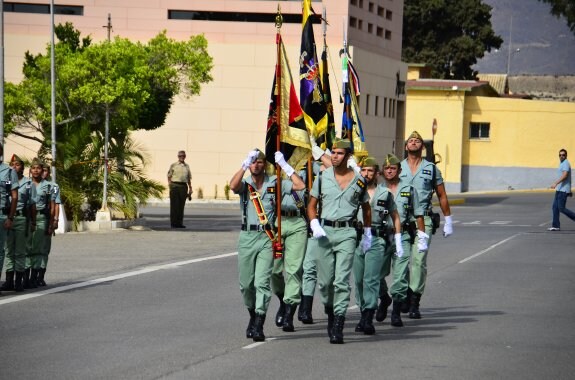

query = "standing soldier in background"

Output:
[[401, 131, 452, 319], [167, 150, 192, 228], [381, 153, 427, 327], [39, 163, 61, 286], [0, 148, 20, 295], [25, 158, 55, 289], [307, 138, 371, 344], [353, 156, 401, 335], [230, 149, 305, 342]]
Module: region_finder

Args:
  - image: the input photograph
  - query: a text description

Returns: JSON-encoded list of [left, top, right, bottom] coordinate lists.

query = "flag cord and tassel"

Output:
[[273, 6, 284, 259]]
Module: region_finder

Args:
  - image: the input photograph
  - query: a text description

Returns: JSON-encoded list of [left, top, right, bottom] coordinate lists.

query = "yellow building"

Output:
[[3, 0, 406, 199], [406, 67, 575, 193]]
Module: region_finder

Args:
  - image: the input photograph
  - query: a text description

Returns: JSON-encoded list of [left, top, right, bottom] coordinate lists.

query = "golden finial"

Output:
[[275, 4, 283, 30]]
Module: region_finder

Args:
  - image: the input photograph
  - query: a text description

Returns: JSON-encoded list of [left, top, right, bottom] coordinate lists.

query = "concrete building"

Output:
[[3, 0, 406, 199]]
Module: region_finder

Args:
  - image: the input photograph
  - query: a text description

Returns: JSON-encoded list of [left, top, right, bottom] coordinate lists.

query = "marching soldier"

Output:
[[25, 158, 55, 288], [39, 162, 61, 286], [353, 157, 401, 335], [381, 153, 427, 327], [306, 138, 371, 344], [229, 149, 304, 342], [401, 131, 452, 319], [0, 147, 20, 295]]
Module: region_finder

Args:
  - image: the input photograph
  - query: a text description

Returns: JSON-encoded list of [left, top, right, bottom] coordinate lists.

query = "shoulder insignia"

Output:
[[400, 191, 411, 198], [356, 179, 366, 189], [267, 186, 276, 194], [422, 169, 432, 175]]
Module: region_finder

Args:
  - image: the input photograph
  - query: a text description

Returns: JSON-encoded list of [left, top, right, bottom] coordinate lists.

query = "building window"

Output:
[[368, 23, 373, 33], [375, 96, 379, 116], [386, 10, 393, 21], [365, 94, 370, 115], [351, 0, 358, 6], [369, 2, 374, 12], [383, 97, 387, 117], [377, 6, 384, 17], [359, 0, 364, 8], [358, 19, 363, 30], [385, 29, 392, 40], [376, 26, 383, 37], [470, 122, 490, 139], [350, 16, 357, 28], [3, 2, 83, 15]]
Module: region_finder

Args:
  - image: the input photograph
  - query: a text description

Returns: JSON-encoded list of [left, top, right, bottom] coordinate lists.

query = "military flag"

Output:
[[265, 33, 311, 173], [300, 0, 329, 149], [320, 7, 336, 150]]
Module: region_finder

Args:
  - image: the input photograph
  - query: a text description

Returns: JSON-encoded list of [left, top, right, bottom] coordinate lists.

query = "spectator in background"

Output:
[[548, 149, 575, 231]]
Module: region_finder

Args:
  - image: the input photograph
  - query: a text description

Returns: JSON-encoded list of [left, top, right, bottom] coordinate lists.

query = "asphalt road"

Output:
[[1, 192, 574, 380]]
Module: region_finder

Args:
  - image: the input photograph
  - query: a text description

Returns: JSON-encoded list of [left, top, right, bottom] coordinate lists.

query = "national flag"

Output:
[[321, 44, 335, 150], [300, 0, 328, 148], [265, 33, 311, 173]]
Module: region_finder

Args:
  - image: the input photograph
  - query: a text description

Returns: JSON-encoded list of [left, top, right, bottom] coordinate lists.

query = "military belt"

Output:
[[322, 219, 354, 228], [280, 210, 302, 217], [423, 210, 433, 216], [241, 224, 277, 232], [371, 226, 393, 238]]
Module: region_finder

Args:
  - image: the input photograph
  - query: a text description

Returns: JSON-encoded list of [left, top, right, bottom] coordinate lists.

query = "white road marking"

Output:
[[458, 234, 521, 264], [462, 221, 481, 225], [243, 337, 277, 349], [0, 252, 239, 306], [489, 221, 511, 225]]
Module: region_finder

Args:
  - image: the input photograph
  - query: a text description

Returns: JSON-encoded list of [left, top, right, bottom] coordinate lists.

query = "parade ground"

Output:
[[1, 191, 574, 379]]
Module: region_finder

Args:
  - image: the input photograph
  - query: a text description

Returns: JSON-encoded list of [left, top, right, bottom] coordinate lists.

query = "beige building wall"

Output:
[[3, 0, 406, 199]]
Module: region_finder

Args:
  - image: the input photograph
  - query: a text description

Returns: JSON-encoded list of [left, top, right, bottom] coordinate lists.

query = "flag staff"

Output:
[[273, 6, 283, 258]]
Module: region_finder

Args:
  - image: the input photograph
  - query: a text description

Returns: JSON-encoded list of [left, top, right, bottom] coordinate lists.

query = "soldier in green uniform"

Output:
[[0, 149, 20, 295], [401, 131, 453, 319], [25, 158, 55, 288], [167, 151, 192, 228], [38, 163, 61, 286], [307, 139, 371, 344], [381, 154, 427, 327], [353, 157, 401, 335], [230, 149, 304, 342]]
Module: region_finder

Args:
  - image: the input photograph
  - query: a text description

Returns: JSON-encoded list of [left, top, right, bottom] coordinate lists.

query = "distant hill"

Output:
[[473, 0, 575, 75]]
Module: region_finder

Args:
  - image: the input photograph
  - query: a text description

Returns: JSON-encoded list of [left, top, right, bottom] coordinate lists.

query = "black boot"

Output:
[[282, 303, 297, 332], [29, 269, 39, 289], [0, 271, 15, 291], [37, 268, 47, 287], [401, 288, 412, 313], [325, 306, 335, 337], [330, 315, 345, 344], [390, 300, 404, 327], [275, 296, 286, 327], [363, 309, 376, 335], [409, 292, 422, 319], [299, 295, 314, 324], [355, 310, 366, 333], [252, 313, 266, 342], [246, 309, 256, 339], [375, 292, 392, 322], [14, 272, 25, 292], [23, 268, 31, 289]]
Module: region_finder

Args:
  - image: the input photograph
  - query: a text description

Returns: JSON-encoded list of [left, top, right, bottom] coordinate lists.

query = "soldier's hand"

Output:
[[347, 156, 361, 174], [275, 151, 295, 177], [360, 227, 373, 253], [417, 230, 429, 252], [394, 233, 404, 257], [242, 150, 259, 170], [310, 219, 327, 239], [4, 218, 13, 230], [443, 215, 453, 238]]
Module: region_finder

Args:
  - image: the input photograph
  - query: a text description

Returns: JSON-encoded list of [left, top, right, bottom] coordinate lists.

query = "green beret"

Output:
[[332, 138, 351, 150], [10, 154, 23, 164], [383, 154, 401, 167], [407, 130, 423, 141], [31, 157, 44, 167], [360, 156, 378, 168]]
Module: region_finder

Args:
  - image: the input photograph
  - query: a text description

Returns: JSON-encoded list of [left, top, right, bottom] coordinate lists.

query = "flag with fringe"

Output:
[[341, 54, 368, 159]]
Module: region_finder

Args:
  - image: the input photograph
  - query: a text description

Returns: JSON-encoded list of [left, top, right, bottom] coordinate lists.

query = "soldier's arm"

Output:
[[289, 171, 305, 191], [416, 215, 425, 233], [307, 196, 319, 221], [361, 201, 371, 228], [435, 183, 451, 217], [391, 209, 401, 234], [230, 168, 246, 194]]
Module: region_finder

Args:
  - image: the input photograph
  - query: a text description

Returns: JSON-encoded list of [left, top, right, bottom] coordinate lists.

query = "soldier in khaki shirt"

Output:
[[167, 151, 192, 228]]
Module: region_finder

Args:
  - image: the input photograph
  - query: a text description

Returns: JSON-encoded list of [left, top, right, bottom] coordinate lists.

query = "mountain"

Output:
[[473, 0, 575, 75]]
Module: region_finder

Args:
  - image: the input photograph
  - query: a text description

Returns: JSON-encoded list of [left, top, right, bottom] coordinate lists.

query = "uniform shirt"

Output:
[[392, 182, 424, 225], [237, 174, 294, 226], [557, 159, 572, 193], [32, 179, 52, 212], [16, 176, 36, 211], [310, 167, 369, 221], [0, 163, 19, 211], [357, 184, 397, 227], [45, 179, 61, 204], [167, 162, 192, 183], [400, 158, 444, 211]]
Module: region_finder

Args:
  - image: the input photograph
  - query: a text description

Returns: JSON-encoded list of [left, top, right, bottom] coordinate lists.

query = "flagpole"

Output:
[[274, 7, 283, 259]]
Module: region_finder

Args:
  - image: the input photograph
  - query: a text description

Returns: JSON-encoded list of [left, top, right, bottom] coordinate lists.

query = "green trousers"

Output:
[[26, 214, 47, 270], [4, 215, 28, 272], [316, 226, 357, 316], [353, 236, 387, 311], [409, 216, 434, 295], [42, 231, 53, 269], [271, 216, 308, 305], [389, 231, 414, 302], [0, 215, 9, 274], [237, 231, 274, 315], [378, 237, 394, 297], [301, 237, 318, 297]]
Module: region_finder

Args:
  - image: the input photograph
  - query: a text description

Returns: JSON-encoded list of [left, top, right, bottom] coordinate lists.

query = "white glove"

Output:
[[360, 227, 373, 254], [242, 150, 259, 170], [310, 219, 327, 239], [274, 151, 295, 177], [310, 135, 325, 161], [348, 156, 361, 174], [443, 215, 453, 238], [394, 233, 404, 258], [417, 230, 429, 252]]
